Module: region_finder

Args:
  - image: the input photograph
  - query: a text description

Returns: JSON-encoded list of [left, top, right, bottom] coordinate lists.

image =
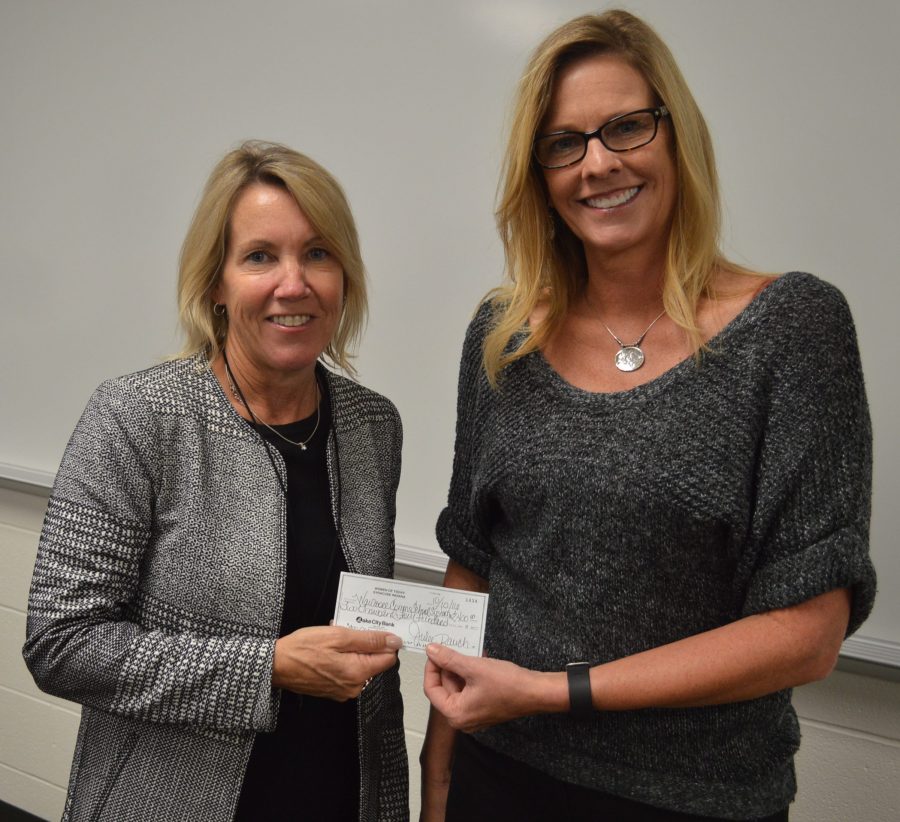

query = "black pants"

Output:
[[446, 734, 789, 822]]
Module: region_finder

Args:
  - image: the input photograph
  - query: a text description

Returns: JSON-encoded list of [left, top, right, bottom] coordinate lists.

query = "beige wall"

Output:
[[2, 485, 898, 821]]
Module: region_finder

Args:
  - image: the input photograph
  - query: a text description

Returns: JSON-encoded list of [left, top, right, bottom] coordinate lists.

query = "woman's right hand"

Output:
[[272, 625, 402, 700]]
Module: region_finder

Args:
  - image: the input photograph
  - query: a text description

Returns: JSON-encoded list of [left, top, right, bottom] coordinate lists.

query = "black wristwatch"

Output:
[[565, 661, 593, 718]]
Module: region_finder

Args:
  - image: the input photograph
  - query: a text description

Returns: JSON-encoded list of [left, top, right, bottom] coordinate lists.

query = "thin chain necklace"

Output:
[[600, 309, 666, 372], [222, 351, 321, 450]]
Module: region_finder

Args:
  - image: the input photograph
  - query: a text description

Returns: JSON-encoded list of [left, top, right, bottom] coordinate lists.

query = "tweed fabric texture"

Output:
[[24, 355, 408, 822], [437, 272, 875, 820]]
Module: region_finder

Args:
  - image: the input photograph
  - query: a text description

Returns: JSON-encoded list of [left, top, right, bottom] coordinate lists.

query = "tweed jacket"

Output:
[[23, 355, 409, 822]]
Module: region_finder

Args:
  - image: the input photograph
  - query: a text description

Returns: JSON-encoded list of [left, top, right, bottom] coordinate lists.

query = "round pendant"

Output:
[[615, 345, 645, 372]]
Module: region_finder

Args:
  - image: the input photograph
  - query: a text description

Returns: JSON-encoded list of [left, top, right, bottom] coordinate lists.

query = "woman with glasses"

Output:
[[421, 10, 874, 822]]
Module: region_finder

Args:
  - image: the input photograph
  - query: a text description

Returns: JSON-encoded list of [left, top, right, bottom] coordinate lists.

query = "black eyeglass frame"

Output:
[[533, 105, 670, 170]]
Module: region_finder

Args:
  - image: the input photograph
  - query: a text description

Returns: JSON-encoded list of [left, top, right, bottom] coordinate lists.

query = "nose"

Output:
[[581, 135, 623, 177], [274, 258, 311, 300]]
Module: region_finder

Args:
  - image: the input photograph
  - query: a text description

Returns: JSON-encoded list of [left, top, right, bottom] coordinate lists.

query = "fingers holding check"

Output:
[[273, 625, 401, 701], [423, 644, 559, 733]]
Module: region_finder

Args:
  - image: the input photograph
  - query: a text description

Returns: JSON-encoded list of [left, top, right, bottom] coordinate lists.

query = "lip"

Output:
[[580, 185, 642, 210]]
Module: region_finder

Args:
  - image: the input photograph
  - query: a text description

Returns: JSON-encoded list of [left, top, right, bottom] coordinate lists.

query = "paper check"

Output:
[[333, 572, 489, 656]]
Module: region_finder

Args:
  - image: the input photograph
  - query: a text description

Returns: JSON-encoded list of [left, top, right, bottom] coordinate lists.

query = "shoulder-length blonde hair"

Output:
[[178, 140, 367, 373], [485, 9, 739, 384]]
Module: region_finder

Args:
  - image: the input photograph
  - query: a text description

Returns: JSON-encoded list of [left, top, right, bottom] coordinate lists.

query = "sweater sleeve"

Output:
[[435, 302, 496, 580], [22, 378, 277, 732], [740, 277, 876, 636]]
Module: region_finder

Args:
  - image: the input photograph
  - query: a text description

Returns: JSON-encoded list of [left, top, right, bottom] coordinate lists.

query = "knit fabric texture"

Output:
[[23, 354, 409, 822], [437, 272, 875, 820]]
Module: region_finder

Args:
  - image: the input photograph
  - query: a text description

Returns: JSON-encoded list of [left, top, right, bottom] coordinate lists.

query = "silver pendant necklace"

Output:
[[222, 353, 320, 450], [600, 309, 666, 372]]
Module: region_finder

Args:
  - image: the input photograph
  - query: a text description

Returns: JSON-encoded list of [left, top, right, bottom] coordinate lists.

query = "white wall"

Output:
[[1, 0, 899, 653], [2, 485, 899, 820]]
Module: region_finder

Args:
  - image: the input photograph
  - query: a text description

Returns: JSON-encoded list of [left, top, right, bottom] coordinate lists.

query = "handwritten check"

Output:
[[333, 572, 489, 656]]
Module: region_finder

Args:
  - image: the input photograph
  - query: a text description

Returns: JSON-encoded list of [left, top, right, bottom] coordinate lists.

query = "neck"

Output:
[[580, 265, 664, 323], [581, 243, 667, 321], [213, 348, 319, 425]]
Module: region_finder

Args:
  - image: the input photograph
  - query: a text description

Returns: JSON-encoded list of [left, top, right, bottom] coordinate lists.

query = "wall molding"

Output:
[[0, 463, 54, 491], [839, 634, 900, 668], [395, 542, 447, 575]]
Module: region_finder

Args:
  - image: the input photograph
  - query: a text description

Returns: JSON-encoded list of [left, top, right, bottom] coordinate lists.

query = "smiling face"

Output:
[[541, 53, 677, 271], [212, 182, 344, 386]]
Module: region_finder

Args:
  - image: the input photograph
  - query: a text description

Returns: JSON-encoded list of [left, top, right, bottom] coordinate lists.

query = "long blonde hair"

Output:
[[177, 140, 367, 373], [485, 9, 739, 384]]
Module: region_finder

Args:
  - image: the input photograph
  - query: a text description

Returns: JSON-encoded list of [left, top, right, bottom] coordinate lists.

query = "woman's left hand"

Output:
[[423, 644, 565, 733]]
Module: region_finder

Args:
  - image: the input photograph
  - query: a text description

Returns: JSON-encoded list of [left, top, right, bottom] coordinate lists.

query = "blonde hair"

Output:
[[485, 9, 742, 383], [178, 140, 367, 373]]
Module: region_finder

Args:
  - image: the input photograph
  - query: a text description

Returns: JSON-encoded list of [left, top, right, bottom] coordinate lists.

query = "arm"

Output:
[[22, 379, 398, 730], [424, 586, 850, 733], [420, 307, 498, 820], [420, 560, 488, 821], [24, 380, 271, 730]]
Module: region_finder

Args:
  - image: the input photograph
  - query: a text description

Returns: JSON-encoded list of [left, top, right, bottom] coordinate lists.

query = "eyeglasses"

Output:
[[533, 106, 670, 169]]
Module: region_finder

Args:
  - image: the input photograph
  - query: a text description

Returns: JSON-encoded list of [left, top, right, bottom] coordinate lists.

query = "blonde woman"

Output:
[[24, 141, 408, 821], [422, 11, 874, 822]]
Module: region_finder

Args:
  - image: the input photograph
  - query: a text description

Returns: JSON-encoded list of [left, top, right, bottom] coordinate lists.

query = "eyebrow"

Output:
[[232, 235, 328, 254], [541, 107, 652, 135], [233, 238, 277, 253]]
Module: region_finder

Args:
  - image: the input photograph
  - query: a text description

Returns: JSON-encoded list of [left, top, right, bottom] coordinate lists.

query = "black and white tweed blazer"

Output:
[[23, 354, 408, 821]]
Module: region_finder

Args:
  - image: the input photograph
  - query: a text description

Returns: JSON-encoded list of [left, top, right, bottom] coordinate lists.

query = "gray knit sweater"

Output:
[[437, 272, 875, 819], [24, 355, 408, 822]]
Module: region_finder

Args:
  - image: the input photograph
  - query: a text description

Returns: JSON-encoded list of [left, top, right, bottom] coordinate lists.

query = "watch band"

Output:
[[566, 661, 593, 718]]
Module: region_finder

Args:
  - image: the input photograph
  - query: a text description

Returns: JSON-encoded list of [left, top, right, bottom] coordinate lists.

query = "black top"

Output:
[[235, 382, 360, 821]]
